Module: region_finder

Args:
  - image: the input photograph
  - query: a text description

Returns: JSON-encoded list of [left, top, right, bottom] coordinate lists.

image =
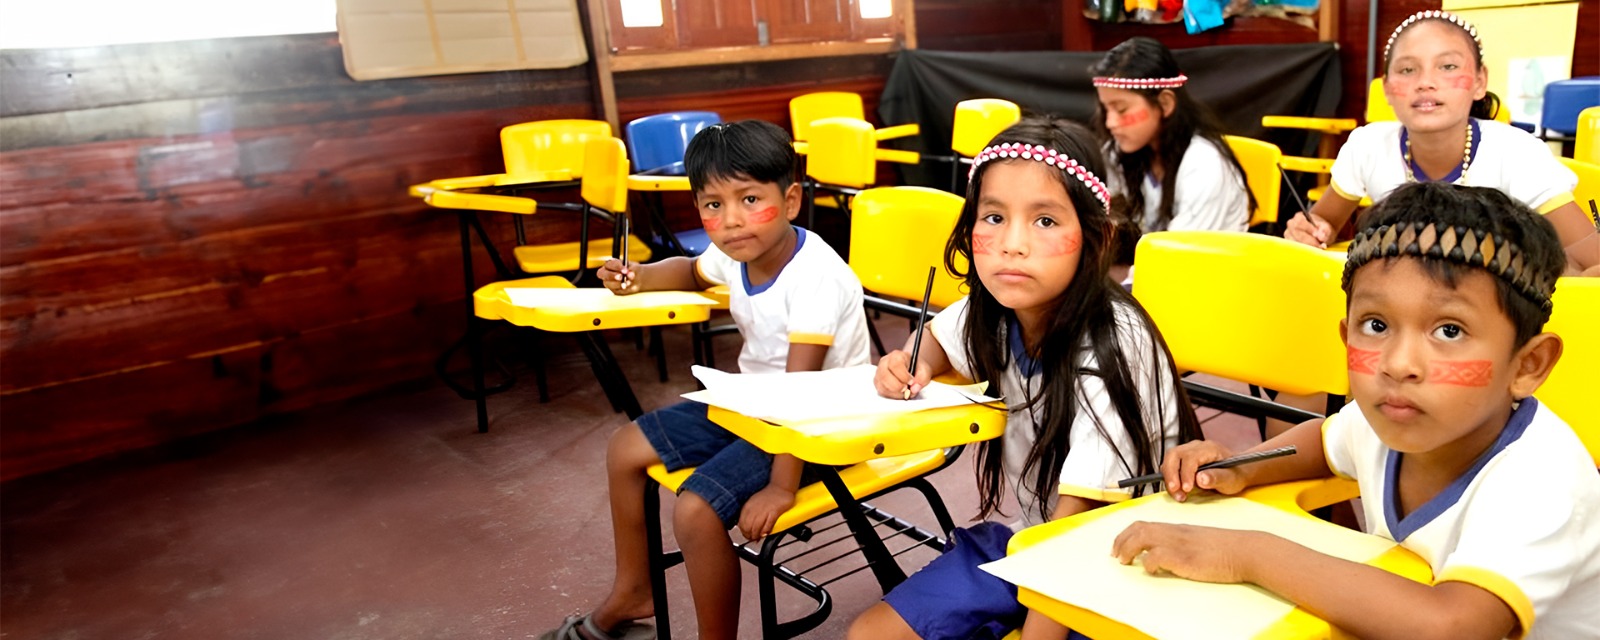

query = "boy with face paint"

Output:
[[1114, 183, 1600, 640], [542, 120, 869, 640]]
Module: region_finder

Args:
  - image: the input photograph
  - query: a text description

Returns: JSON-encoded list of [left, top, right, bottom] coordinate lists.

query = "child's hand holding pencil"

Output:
[[598, 259, 641, 294]]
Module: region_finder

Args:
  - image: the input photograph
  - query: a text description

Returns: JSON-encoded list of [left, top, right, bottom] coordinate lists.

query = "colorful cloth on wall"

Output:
[[1083, 0, 1320, 34]]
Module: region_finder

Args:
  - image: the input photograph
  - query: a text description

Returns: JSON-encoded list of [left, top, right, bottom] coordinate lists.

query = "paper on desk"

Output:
[[503, 288, 716, 309], [681, 364, 997, 433], [980, 494, 1399, 640]]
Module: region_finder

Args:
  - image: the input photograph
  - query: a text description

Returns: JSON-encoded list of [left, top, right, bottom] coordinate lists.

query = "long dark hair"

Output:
[[1089, 37, 1256, 231], [947, 117, 1202, 522], [1384, 15, 1502, 121]]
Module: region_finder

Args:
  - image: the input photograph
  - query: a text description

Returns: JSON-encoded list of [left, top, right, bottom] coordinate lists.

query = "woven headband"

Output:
[[1384, 10, 1482, 62], [1343, 221, 1555, 313], [1092, 74, 1188, 90], [969, 142, 1111, 213]]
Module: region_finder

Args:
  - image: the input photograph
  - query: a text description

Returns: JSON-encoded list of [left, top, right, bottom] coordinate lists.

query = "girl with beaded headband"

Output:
[[1287, 9, 1597, 277], [848, 117, 1200, 640], [1090, 36, 1256, 270]]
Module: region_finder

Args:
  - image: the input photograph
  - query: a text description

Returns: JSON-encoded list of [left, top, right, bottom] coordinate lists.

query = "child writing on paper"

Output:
[[1117, 183, 1600, 640], [847, 118, 1201, 640], [1090, 37, 1255, 281], [538, 120, 870, 640], [1285, 10, 1598, 277]]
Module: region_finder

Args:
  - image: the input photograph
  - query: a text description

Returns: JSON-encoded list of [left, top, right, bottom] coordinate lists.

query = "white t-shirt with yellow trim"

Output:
[[1328, 119, 1578, 214], [694, 227, 870, 375], [1322, 398, 1600, 639], [1106, 135, 1251, 234], [930, 296, 1184, 529]]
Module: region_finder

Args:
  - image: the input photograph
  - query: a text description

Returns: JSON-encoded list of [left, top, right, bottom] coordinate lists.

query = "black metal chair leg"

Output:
[[819, 469, 907, 591], [865, 307, 887, 357], [1248, 384, 1269, 441], [582, 332, 644, 420], [651, 326, 668, 383], [644, 479, 677, 640]]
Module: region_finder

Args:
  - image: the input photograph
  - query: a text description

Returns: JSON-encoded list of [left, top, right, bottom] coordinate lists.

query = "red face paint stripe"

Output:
[[1045, 232, 1082, 257], [1118, 107, 1150, 127], [972, 231, 996, 256], [748, 206, 779, 224], [701, 216, 723, 231], [1429, 360, 1492, 387], [1348, 347, 1380, 375]]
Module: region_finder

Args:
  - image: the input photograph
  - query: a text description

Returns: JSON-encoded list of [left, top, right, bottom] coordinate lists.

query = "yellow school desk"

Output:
[[1009, 478, 1434, 640]]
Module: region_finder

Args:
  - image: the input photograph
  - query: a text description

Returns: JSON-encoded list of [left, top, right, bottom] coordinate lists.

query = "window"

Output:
[[602, 0, 909, 70]]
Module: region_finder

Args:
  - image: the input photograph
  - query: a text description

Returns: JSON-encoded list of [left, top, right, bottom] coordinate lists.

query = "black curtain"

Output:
[[878, 44, 1343, 187]]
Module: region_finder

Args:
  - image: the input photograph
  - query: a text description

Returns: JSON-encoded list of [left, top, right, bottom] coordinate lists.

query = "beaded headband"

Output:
[[969, 142, 1111, 212], [1384, 10, 1482, 62], [1092, 74, 1188, 90], [1343, 221, 1555, 313]]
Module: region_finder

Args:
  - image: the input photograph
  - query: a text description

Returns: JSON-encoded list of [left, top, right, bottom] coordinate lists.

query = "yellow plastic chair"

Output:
[[1543, 277, 1598, 464], [1222, 135, 1283, 228], [1558, 156, 1599, 215], [1132, 231, 1349, 427], [799, 117, 921, 225], [409, 119, 612, 196], [945, 98, 1022, 192], [1577, 106, 1600, 164], [849, 186, 967, 355], [789, 91, 919, 144]]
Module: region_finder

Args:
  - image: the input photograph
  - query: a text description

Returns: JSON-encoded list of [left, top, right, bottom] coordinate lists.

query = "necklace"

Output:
[[1403, 120, 1473, 185]]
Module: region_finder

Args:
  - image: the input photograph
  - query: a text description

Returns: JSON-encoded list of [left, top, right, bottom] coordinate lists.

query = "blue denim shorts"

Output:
[[637, 400, 773, 529], [884, 521, 1091, 640]]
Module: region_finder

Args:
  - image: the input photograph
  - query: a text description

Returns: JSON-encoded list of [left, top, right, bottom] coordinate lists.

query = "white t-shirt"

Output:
[[1329, 119, 1578, 214], [1322, 398, 1600, 639], [1106, 135, 1251, 233], [930, 295, 1185, 529], [694, 228, 870, 374]]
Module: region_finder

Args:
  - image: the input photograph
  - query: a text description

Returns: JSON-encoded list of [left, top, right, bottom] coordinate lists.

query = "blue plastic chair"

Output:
[[626, 111, 722, 256], [1541, 77, 1600, 139]]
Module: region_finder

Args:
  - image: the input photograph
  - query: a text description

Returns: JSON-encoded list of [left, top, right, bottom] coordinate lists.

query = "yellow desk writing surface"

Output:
[[993, 480, 1431, 640], [473, 286, 714, 332], [706, 403, 1006, 467]]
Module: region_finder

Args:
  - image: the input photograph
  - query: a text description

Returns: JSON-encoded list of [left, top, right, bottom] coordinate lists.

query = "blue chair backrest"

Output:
[[625, 111, 722, 173], [1542, 77, 1600, 136]]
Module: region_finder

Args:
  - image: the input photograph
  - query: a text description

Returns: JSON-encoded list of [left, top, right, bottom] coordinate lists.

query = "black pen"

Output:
[[1278, 163, 1316, 240], [1117, 445, 1298, 489], [903, 266, 937, 400]]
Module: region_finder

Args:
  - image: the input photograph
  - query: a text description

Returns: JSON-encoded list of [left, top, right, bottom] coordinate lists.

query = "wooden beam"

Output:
[[900, 0, 919, 50], [583, 0, 620, 131], [609, 40, 899, 72]]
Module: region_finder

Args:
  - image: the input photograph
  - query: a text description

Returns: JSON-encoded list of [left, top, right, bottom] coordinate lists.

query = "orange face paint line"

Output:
[[1428, 360, 1493, 387], [1044, 230, 1082, 257], [747, 206, 780, 224], [1347, 347, 1380, 375], [972, 230, 997, 256], [1118, 107, 1150, 128], [701, 216, 723, 231], [1448, 75, 1475, 90]]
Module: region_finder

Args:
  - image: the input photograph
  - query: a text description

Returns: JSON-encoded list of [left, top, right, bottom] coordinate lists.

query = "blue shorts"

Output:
[[637, 400, 772, 529], [884, 521, 1091, 640]]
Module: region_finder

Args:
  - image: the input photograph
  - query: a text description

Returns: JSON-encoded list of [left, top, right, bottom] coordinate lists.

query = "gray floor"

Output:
[[1, 317, 1259, 639]]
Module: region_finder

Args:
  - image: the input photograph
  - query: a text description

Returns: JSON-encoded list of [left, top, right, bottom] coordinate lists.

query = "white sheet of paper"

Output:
[[980, 494, 1400, 640], [680, 364, 997, 434], [502, 288, 716, 309]]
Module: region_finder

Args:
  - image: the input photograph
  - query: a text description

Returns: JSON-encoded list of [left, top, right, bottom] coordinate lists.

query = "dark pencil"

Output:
[[1589, 199, 1598, 231], [1277, 163, 1315, 234], [903, 266, 938, 400], [1116, 445, 1298, 489], [620, 214, 631, 288]]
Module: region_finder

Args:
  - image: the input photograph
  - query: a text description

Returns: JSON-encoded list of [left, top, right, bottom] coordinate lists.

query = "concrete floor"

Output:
[[1, 316, 1259, 639]]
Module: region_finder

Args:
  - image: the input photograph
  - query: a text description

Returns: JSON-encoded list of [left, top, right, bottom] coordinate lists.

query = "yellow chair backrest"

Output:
[[1542, 277, 1598, 464], [951, 99, 1022, 157], [1578, 106, 1600, 165], [501, 119, 613, 180], [1558, 157, 1599, 215], [1222, 135, 1282, 227], [790, 91, 865, 143], [806, 117, 879, 189], [849, 186, 968, 308], [1132, 231, 1349, 396], [580, 137, 629, 213], [1368, 77, 1508, 123]]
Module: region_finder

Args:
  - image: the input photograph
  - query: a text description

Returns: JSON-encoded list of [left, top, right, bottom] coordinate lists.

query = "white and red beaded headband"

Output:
[[1091, 74, 1188, 90], [1384, 10, 1482, 61], [969, 142, 1111, 212]]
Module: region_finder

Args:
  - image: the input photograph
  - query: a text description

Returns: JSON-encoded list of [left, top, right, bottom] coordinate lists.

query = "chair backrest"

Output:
[[501, 119, 613, 180], [951, 99, 1022, 157], [806, 117, 879, 189], [1132, 231, 1348, 396], [581, 136, 629, 212], [1366, 78, 1397, 124], [1557, 157, 1599, 216], [1222, 135, 1282, 227], [848, 187, 968, 308], [1540, 76, 1600, 136], [790, 91, 865, 142], [624, 111, 722, 173], [1577, 106, 1600, 165], [1541, 277, 1599, 465]]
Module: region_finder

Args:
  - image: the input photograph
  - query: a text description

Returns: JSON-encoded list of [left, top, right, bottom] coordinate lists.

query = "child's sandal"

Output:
[[539, 613, 654, 640]]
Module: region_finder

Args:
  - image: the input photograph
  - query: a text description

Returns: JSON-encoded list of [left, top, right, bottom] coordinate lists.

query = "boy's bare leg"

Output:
[[846, 602, 919, 640], [1265, 392, 1329, 440], [675, 492, 741, 640], [592, 424, 661, 630], [1019, 611, 1071, 640]]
